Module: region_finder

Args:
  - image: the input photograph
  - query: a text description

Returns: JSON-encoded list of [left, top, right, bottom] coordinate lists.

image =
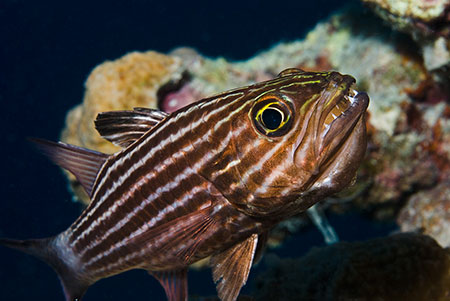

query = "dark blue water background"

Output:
[[0, 1, 397, 300]]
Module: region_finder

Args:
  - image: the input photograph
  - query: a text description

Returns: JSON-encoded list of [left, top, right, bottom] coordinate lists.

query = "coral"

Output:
[[360, 0, 450, 44], [61, 51, 183, 155], [252, 233, 450, 300], [353, 100, 450, 222], [361, 0, 450, 86], [398, 176, 450, 247], [362, 0, 449, 24]]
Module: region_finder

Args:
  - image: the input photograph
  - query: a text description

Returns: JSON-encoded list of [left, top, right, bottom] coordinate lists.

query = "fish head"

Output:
[[222, 68, 369, 218]]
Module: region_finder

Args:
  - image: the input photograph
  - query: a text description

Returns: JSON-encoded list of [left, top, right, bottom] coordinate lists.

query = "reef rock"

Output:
[[398, 176, 450, 247], [361, 0, 450, 85], [252, 233, 450, 300], [361, 0, 449, 29]]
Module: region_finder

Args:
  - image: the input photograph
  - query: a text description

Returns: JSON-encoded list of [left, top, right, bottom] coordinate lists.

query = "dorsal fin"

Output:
[[95, 107, 169, 148], [211, 234, 259, 301], [30, 138, 108, 197]]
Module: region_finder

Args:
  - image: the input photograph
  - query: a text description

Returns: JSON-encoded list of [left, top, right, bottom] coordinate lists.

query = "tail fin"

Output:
[[0, 237, 92, 301]]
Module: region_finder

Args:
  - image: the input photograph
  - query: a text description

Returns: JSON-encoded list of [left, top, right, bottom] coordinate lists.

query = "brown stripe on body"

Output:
[[68, 105, 211, 241], [72, 96, 248, 245], [68, 88, 249, 240], [86, 204, 263, 279], [66, 97, 256, 274], [81, 174, 215, 266], [68, 113, 190, 241], [80, 118, 253, 270]]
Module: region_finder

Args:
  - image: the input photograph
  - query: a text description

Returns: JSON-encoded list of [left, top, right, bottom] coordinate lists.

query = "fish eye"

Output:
[[261, 107, 283, 130], [251, 94, 294, 137]]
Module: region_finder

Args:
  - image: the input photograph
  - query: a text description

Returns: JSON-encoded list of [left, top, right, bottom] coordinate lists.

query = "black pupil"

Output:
[[262, 108, 282, 130]]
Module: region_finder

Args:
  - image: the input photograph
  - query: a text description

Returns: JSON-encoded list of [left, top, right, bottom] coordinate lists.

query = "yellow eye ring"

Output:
[[250, 94, 293, 137], [255, 102, 289, 133]]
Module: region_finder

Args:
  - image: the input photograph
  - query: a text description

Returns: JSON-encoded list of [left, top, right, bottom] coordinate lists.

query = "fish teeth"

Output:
[[349, 96, 356, 105], [348, 89, 358, 105]]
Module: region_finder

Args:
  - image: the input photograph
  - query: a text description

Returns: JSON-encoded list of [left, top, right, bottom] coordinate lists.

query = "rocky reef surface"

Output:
[[252, 233, 450, 300], [59, 1, 449, 298], [362, 0, 449, 80]]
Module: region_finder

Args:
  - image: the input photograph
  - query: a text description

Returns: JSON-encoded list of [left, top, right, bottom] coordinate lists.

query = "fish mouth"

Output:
[[292, 72, 369, 183], [315, 75, 369, 167]]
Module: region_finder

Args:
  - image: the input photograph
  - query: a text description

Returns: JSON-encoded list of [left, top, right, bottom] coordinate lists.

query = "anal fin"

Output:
[[149, 268, 188, 301], [211, 233, 259, 301]]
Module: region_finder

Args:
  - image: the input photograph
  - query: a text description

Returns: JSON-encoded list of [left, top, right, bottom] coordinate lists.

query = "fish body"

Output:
[[0, 68, 369, 300]]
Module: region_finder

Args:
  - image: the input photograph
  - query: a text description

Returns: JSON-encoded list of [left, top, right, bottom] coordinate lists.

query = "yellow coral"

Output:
[[60, 51, 182, 204], [61, 51, 181, 153]]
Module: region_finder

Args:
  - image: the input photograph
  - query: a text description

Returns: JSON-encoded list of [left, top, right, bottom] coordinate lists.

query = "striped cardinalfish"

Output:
[[0, 68, 369, 301]]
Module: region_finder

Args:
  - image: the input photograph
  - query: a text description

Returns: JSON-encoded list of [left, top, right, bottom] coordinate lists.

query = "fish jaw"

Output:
[[293, 72, 369, 196], [313, 112, 367, 194]]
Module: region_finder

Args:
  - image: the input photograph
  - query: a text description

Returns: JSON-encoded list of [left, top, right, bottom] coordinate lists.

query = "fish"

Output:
[[0, 68, 369, 301]]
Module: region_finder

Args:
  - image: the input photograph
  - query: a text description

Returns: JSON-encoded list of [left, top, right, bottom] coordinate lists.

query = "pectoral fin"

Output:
[[129, 205, 219, 266], [210, 234, 258, 301], [254, 231, 268, 264], [149, 268, 188, 301]]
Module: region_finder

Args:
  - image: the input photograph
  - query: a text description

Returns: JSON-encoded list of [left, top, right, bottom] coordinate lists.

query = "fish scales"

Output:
[[0, 69, 369, 301]]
